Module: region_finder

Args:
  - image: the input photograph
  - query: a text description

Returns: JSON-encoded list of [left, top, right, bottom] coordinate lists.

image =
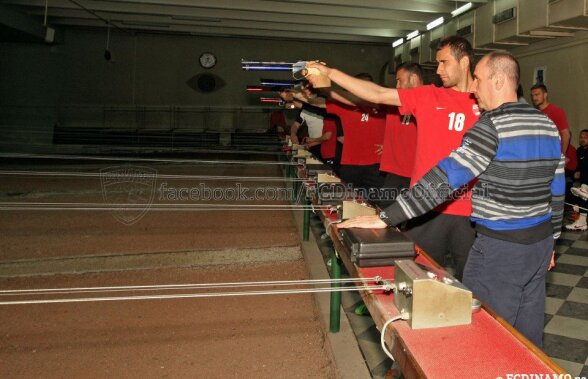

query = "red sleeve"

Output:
[[553, 107, 569, 132], [566, 145, 577, 171], [397, 85, 433, 117]]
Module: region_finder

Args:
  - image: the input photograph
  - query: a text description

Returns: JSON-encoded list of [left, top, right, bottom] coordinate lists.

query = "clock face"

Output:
[[199, 52, 216, 69]]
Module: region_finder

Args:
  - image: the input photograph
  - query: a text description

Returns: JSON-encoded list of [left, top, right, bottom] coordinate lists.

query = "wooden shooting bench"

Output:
[[289, 151, 567, 378]]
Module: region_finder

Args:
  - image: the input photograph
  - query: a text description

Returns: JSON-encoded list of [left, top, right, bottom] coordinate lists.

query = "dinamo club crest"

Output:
[[100, 166, 157, 225]]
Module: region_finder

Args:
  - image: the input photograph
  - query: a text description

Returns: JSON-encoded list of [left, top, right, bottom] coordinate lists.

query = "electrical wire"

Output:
[[67, 0, 131, 35], [380, 313, 409, 361]]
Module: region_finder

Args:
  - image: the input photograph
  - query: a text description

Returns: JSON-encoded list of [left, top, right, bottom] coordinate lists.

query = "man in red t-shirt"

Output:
[[326, 99, 386, 194], [531, 84, 570, 154], [307, 36, 479, 279], [378, 62, 423, 207]]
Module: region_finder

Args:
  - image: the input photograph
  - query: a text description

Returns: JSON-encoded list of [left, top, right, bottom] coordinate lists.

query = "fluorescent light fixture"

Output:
[[451, 2, 473, 17], [392, 38, 404, 48], [406, 30, 419, 40], [426, 17, 444, 30]]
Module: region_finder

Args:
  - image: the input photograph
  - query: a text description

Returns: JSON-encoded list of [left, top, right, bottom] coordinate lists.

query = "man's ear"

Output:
[[409, 73, 418, 87], [494, 73, 505, 91], [460, 56, 470, 72]]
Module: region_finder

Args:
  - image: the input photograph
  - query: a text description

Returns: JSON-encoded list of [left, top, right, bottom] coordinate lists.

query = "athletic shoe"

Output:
[[571, 184, 588, 201], [565, 220, 588, 231]]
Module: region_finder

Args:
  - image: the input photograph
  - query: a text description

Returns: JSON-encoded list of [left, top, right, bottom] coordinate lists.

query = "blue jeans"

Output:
[[462, 233, 553, 347]]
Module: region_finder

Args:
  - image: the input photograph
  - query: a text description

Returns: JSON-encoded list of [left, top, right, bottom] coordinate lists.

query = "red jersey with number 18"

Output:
[[398, 85, 480, 217]]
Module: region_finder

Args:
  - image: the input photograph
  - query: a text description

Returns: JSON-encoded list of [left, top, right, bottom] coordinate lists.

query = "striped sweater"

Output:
[[380, 102, 565, 241]]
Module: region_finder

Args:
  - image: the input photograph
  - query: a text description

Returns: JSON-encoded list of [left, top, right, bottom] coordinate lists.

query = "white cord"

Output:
[[380, 313, 409, 361]]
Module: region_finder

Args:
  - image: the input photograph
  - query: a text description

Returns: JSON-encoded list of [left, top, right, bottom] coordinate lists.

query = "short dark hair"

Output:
[[485, 50, 520, 89], [438, 36, 474, 70], [397, 62, 424, 81], [531, 83, 548, 92], [517, 84, 524, 98], [581, 129, 588, 135]]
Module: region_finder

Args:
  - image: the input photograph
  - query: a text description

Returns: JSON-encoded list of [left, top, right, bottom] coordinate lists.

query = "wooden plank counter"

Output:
[[319, 207, 566, 378]]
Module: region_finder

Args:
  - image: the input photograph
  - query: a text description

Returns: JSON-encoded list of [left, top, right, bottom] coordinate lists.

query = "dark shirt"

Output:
[[577, 145, 588, 185]]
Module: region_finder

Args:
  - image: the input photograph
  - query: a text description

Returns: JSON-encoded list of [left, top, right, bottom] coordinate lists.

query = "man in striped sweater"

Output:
[[339, 51, 565, 347]]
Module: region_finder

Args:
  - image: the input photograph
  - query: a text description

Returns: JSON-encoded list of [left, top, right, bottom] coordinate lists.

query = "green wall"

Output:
[[1, 29, 392, 107], [513, 30, 588, 141], [0, 29, 392, 151]]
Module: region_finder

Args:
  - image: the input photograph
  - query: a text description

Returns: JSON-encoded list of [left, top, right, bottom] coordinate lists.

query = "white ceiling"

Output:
[[3, 0, 487, 44]]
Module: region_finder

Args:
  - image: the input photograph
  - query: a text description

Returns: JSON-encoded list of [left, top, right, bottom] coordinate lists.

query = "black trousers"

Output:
[[405, 212, 476, 281], [338, 164, 386, 203]]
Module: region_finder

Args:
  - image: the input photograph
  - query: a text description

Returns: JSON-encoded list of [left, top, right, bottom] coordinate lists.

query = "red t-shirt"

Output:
[[541, 103, 568, 132], [398, 85, 480, 217], [320, 118, 337, 159], [565, 144, 577, 175], [326, 101, 385, 165], [380, 107, 417, 177]]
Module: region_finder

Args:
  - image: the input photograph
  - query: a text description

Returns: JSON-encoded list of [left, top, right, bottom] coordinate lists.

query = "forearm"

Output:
[[290, 123, 300, 144], [380, 167, 454, 227], [328, 68, 400, 106], [380, 121, 496, 227], [560, 129, 570, 154], [321, 88, 378, 108], [301, 103, 327, 117], [305, 140, 321, 147]]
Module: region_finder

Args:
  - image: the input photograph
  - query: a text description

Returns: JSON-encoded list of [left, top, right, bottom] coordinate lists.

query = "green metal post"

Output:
[[329, 250, 341, 333], [303, 200, 310, 241]]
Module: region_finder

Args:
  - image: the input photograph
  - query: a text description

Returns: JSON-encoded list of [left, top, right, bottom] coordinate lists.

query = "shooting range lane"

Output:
[[0, 263, 336, 379], [0, 151, 339, 378], [0, 160, 301, 261]]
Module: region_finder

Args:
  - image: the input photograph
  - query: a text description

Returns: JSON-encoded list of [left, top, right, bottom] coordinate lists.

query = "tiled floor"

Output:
[[310, 216, 588, 378], [544, 230, 588, 377]]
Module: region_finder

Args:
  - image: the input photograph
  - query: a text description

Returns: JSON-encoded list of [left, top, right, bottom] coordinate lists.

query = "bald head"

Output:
[[484, 50, 520, 92], [471, 51, 520, 111]]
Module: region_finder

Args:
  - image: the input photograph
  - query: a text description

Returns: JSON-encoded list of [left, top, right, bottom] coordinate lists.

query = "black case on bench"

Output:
[[339, 228, 415, 267], [305, 163, 331, 177]]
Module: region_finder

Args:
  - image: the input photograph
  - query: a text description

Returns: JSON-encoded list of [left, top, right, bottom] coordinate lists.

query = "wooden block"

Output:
[[317, 173, 341, 183], [294, 149, 312, 158], [305, 157, 322, 165], [342, 200, 376, 220]]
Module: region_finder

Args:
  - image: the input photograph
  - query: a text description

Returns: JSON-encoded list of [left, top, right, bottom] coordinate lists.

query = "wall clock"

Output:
[[199, 52, 217, 69]]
